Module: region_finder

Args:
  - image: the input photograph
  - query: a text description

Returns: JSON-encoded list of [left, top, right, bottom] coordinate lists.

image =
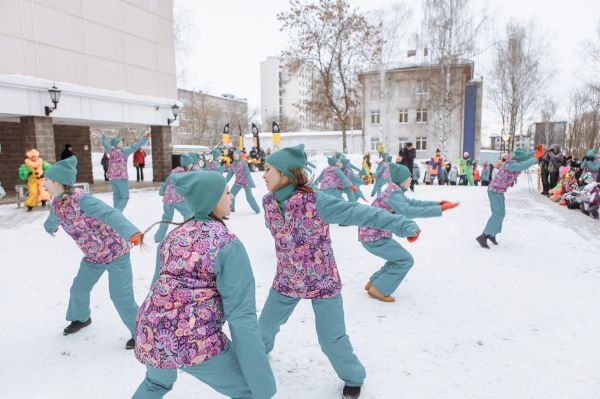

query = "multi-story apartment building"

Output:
[[358, 62, 482, 161], [174, 89, 248, 147]]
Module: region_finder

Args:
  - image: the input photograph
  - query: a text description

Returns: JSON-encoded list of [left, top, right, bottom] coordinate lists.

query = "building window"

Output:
[[180, 127, 191, 135], [416, 136, 427, 151], [398, 109, 408, 124], [370, 111, 381, 124], [398, 137, 409, 150], [416, 80, 429, 95], [416, 109, 428, 123], [370, 137, 381, 151]]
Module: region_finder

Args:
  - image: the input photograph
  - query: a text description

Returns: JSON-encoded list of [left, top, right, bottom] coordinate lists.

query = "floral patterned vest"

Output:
[[489, 159, 521, 193], [263, 190, 341, 299], [358, 183, 400, 242], [232, 161, 248, 186], [163, 167, 186, 204], [205, 161, 219, 171], [319, 166, 344, 190], [134, 221, 234, 369], [107, 148, 128, 180], [53, 189, 130, 264], [381, 162, 391, 179]]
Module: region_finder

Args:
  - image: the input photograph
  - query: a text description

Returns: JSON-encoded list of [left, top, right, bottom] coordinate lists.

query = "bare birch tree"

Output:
[[278, 0, 379, 152], [420, 0, 488, 156], [490, 20, 551, 152]]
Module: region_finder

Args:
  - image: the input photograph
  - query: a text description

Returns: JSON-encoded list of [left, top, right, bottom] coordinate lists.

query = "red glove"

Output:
[[145, 132, 151, 139], [129, 232, 144, 246], [441, 202, 459, 212], [534, 144, 544, 160], [351, 186, 357, 192], [407, 231, 420, 243], [438, 200, 449, 206]]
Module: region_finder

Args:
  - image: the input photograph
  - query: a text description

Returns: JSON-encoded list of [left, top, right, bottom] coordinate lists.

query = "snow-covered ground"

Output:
[[1, 158, 599, 399]]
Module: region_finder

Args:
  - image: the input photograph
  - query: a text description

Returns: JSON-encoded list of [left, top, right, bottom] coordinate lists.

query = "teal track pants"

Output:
[[362, 238, 414, 297], [66, 253, 138, 335], [111, 179, 130, 212], [483, 191, 506, 237], [132, 345, 253, 399], [258, 289, 365, 387], [231, 184, 260, 214]]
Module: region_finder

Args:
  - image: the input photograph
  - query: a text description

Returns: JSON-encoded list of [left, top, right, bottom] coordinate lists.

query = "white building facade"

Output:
[[0, 0, 178, 190]]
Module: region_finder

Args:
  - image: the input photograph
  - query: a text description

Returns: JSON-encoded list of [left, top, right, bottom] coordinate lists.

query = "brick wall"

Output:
[[20, 116, 56, 163], [0, 122, 25, 193], [53, 125, 93, 184], [151, 126, 172, 182]]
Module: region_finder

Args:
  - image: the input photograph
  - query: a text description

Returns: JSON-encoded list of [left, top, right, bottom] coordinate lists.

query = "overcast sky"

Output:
[[178, 0, 599, 136]]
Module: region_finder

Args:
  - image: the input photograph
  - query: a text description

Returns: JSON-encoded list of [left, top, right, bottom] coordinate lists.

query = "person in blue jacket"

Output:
[[370, 153, 392, 197], [43, 156, 143, 349], [259, 145, 420, 399], [314, 156, 356, 200], [580, 149, 600, 181], [133, 171, 276, 399], [102, 133, 149, 211], [226, 150, 260, 214], [476, 146, 544, 248], [359, 163, 459, 302]]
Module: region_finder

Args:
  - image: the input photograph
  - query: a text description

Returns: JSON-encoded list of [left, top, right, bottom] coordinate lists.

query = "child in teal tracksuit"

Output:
[[133, 171, 276, 399], [102, 133, 149, 211], [43, 156, 143, 349], [315, 156, 356, 200], [359, 163, 459, 302], [341, 158, 366, 202], [370, 153, 392, 197], [259, 145, 420, 399], [226, 150, 260, 214], [476, 146, 544, 248], [204, 148, 226, 173], [153, 153, 195, 245]]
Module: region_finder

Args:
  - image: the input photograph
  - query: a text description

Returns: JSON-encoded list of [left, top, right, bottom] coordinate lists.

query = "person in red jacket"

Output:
[[133, 148, 146, 182]]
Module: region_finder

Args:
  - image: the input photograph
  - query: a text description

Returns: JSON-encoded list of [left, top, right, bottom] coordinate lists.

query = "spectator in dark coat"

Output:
[[545, 144, 564, 189], [401, 142, 416, 191], [61, 144, 74, 160], [101, 152, 110, 181]]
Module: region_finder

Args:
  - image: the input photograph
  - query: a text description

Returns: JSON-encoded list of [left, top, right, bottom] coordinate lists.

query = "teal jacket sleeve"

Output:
[[79, 194, 139, 240], [122, 135, 149, 157], [316, 191, 420, 238], [226, 166, 234, 183], [335, 169, 352, 188], [244, 163, 255, 187], [586, 159, 600, 172], [373, 162, 383, 179], [158, 175, 171, 196], [215, 240, 277, 399], [388, 191, 442, 219], [43, 205, 60, 235], [102, 135, 111, 153], [506, 157, 538, 172]]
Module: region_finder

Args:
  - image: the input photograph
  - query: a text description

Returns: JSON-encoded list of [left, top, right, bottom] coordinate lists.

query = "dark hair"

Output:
[[65, 144, 72, 149], [406, 142, 413, 147], [288, 167, 315, 193]]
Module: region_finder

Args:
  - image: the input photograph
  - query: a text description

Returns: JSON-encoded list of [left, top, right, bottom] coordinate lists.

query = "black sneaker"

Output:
[[41, 200, 47, 207], [342, 385, 361, 399], [485, 234, 498, 245], [126, 337, 135, 350], [476, 234, 490, 249], [26, 207, 33, 212], [63, 318, 92, 335]]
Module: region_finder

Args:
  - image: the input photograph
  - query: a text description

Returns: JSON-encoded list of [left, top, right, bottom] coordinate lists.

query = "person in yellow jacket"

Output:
[[18, 149, 51, 212]]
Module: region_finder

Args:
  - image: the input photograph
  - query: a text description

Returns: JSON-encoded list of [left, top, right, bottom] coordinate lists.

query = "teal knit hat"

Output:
[[587, 149, 597, 158], [327, 156, 338, 166], [110, 137, 122, 147], [180, 153, 193, 168], [512, 148, 532, 162], [45, 156, 77, 186], [335, 152, 345, 160], [266, 144, 309, 180], [211, 149, 222, 159], [384, 153, 392, 162], [172, 171, 226, 218], [389, 163, 411, 185], [188, 152, 200, 164]]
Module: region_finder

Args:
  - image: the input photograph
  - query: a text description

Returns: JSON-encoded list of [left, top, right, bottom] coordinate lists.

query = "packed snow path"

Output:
[[1, 169, 599, 398]]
